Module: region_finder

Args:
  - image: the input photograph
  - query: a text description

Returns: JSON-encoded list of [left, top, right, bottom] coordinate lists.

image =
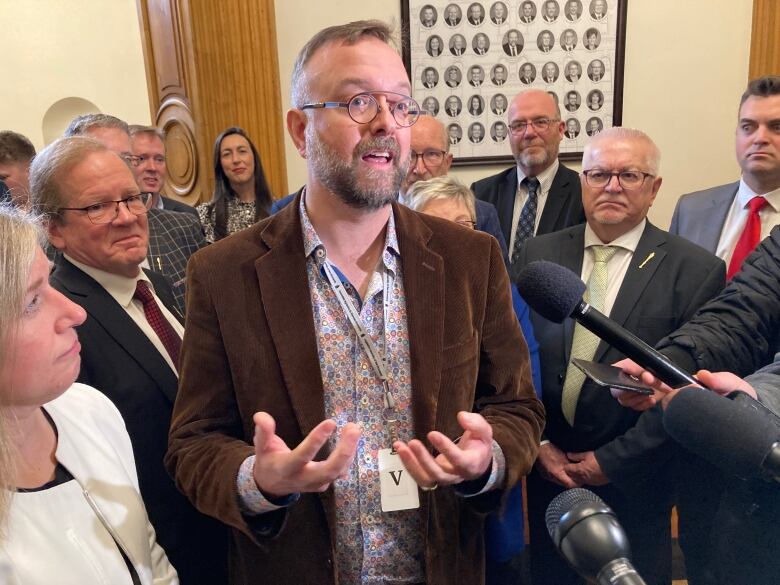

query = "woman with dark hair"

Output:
[[197, 127, 273, 243]]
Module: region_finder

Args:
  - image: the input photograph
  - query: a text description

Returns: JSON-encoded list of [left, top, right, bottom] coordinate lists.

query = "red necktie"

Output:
[[134, 280, 181, 369], [727, 195, 768, 279]]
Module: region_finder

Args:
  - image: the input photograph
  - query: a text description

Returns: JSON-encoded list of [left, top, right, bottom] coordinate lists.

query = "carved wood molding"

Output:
[[750, 0, 780, 80]]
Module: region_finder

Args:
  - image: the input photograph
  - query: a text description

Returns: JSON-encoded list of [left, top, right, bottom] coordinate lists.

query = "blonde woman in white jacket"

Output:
[[0, 205, 177, 585]]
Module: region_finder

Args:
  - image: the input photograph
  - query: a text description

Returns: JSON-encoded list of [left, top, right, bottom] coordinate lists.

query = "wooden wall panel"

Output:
[[749, 0, 780, 80], [136, 0, 287, 205]]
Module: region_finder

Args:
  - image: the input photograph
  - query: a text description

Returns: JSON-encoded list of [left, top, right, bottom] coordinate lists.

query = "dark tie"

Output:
[[134, 280, 181, 369], [511, 177, 540, 263], [727, 195, 768, 279]]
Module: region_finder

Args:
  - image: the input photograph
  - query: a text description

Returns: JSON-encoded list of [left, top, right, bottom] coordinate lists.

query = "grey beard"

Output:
[[307, 131, 407, 211]]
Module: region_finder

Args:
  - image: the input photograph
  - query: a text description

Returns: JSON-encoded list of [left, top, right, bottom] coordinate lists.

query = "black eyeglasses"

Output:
[[410, 149, 447, 168], [301, 91, 421, 127], [582, 170, 655, 190], [59, 192, 151, 224], [508, 118, 559, 135]]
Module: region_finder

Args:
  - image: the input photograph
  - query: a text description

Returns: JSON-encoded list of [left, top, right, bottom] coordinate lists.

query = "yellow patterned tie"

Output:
[[561, 245, 618, 425]]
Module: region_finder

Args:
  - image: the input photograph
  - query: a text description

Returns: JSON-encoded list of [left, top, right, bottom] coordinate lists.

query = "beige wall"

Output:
[[275, 0, 753, 227], [0, 0, 151, 150]]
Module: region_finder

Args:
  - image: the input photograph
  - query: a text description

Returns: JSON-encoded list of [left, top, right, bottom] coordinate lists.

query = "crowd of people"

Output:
[[0, 16, 778, 585]]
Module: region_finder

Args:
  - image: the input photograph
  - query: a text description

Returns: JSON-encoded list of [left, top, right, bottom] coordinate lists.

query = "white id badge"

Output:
[[378, 448, 420, 512]]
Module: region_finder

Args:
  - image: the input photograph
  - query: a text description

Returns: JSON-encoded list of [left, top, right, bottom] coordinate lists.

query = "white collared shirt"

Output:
[[581, 219, 646, 316], [509, 159, 560, 251], [65, 255, 184, 375], [715, 179, 780, 266]]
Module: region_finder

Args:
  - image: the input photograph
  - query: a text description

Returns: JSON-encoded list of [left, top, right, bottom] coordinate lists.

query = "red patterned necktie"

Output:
[[727, 195, 768, 279], [133, 280, 181, 369]]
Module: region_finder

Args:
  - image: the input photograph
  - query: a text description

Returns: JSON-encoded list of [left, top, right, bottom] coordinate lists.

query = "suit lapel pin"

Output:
[[638, 251, 655, 269]]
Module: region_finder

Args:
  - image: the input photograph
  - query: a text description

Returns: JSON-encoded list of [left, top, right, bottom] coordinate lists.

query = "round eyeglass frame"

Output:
[[301, 91, 421, 127]]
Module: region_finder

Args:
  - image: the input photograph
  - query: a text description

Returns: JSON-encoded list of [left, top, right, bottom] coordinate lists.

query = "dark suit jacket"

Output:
[[161, 195, 199, 217], [668, 181, 738, 254], [515, 222, 725, 482], [146, 208, 207, 315], [470, 163, 585, 263], [166, 196, 544, 585], [50, 257, 227, 585]]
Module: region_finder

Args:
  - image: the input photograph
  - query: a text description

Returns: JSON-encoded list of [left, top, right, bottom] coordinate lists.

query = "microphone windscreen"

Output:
[[517, 260, 586, 323], [545, 487, 606, 538], [664, 388, 780, 479]]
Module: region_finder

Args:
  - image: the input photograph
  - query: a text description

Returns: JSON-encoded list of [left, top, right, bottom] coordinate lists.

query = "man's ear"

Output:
[[287, 109, 308, 159], [47, 218, 66, 251], [441, 152, 454, 174]]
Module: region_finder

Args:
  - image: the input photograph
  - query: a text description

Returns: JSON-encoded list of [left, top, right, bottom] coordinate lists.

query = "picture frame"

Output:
[[401, 0, 628, 165]]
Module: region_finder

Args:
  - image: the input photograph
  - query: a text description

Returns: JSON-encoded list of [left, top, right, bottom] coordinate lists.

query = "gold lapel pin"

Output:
[[638, 251, 655, 269]]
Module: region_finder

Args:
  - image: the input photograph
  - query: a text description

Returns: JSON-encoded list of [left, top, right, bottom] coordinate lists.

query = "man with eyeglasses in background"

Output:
[[400, 114, 511, 261], [514, 127, 725, 585], [471, 89, 585, 278], [65, 114, 206, 314], [32, 136, 228, 585], [166, 20, 543, 585]]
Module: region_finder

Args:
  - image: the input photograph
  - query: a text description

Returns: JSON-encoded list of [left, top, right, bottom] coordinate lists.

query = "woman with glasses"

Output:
[[197, 127, 273, 243], [0, 205, 178, 584], [406, 176, 542, 585]]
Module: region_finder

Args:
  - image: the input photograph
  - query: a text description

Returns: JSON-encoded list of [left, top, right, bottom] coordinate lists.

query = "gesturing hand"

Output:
[[535, 442, 580, 488], [392, 411, 494, 490], [252, 412, 361, 499]]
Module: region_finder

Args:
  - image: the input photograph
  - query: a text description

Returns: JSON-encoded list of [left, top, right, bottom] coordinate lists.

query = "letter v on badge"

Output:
[[378, 448, 421, 512]]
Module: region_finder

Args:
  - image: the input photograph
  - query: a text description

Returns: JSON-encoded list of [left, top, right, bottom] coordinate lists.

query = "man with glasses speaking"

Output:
[[514, 127, 726, 585], [471, 89, 585, 278], [167, 21, 544, 585]]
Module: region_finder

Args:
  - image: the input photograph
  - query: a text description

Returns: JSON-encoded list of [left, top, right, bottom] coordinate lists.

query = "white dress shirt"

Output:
[[65, 255, 184, 374], [715, 179, 780, 266], [509, 160, 560, 251], [581, 220, 647, 316]]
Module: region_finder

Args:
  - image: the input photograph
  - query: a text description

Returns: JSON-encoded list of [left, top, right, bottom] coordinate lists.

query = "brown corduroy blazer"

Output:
[[166, 194, 544, 585]]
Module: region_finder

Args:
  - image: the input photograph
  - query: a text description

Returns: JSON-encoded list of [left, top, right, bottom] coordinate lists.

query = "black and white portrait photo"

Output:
[[467, 64, 486, 86], [444, 65, 462, 87], [444, 3, 462, 25], [491, 63, 508, 85], [542, 61, 559, 83], [449, 34, 467, 55], [584, 27, 602, 50], [467, 95, 485, 116], [445, 95, 463, 117], [490, 1, 509, 24], [537, 30, 555, 52], [467, 2, 486, 25], [468, 122, 485, 143], [564, 90, 581, 111], [447, 123, 463, 144], [588, 58, 605, 81], [519, 0, 536, 23], [502, 29, 524, 56], [587, 89, 604, 111], [426, 35, 444, 57], [420, 5, 438, 27], [586, 116, 604, 135], [422, 96, 440, 116], [564, 60, 582, 82], [564, 0, 583, 20], [491, 93, 509, 115], [519, 62, 536, 84], [560, 29, 578, 51], [565, 118, 581, 138], [541, 0, 560, 23], [590, 0, 607, 20], [421, 67, 439, 88], [491, 121, 509, 142], [472, 33, 490, 55]]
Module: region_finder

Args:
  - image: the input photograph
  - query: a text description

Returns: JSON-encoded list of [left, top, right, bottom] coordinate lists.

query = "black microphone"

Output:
[[664, 388, 780, 482], [516, 260, 699, 388], [546, 488, 647, 585]]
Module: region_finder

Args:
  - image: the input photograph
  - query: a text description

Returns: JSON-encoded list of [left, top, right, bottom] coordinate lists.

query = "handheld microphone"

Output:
[[664, 388, 780, 482], [516, 260, 698, 388], [546, 488, 647, 585]]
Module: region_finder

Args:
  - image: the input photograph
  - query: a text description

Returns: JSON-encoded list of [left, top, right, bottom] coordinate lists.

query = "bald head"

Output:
[[583, 127, 661, 175], [400, 115, 453, 198]]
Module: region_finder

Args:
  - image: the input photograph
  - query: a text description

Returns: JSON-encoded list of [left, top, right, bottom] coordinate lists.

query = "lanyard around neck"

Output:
[[320, 254, 401, 447]]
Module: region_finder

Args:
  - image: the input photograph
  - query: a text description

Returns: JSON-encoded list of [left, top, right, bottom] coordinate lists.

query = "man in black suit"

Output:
[[0, 130, 36, 207], [471, 89, 585, 275], [65, 114, 206, 314], [32, 136, 227, 584], [515, 128, 726, 585]]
